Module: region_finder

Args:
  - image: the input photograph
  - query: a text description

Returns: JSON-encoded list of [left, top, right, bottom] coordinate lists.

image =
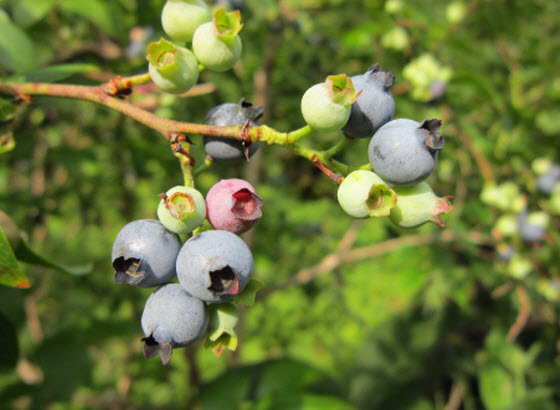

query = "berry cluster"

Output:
[[112, 178, 263, 364], [109, 0, 454, 365], [300, 65, 452, 227]]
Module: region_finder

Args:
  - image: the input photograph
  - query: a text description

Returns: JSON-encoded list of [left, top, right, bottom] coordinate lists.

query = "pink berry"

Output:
[[206, 179, 263, 234]]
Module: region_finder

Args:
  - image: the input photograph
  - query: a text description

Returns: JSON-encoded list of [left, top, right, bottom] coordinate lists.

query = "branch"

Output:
[[506, 284, 530, 342], [261, 229, 493, 298], [0, 81, 357, 180]]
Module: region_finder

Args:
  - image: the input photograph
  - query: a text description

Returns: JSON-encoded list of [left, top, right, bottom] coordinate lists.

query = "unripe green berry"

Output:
[[157, 186, 206, 234], [389, 182, 452, 228], [192, 9, 243, 72], [301, 74, 359, 131], [337, 170, 397, 218], [161, 0, 212, 43], [147, 38, 199, 94]]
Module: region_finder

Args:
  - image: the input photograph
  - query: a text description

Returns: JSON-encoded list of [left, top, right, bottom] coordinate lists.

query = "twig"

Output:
[[444, 377, 465, 410], [506, 284, 530, 342], [261, 229, 493, 297]]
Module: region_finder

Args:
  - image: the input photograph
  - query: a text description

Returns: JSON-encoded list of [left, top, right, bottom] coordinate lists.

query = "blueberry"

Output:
[[157, 185, 207, 234], [147, 38, 199, 95], [203, 99, 263, 161], [536, 164, 560, 194], [141, 284, 209, 365], [111, 219, 182, 288], [176, 230, 253, 302], [206, 178, 263, 233], [517, 211, 548, 243], [161, 0, 212, 44], [389, 182, 452, 228], [301, 74, 358, 132], [336, 170, 396, 218], [192, 9, 243, 72], [368, 118, 444, 186], [342, 64, 395, 138]]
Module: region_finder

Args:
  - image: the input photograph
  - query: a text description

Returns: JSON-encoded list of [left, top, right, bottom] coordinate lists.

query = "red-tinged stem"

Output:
[[311, 155, 343, 184]]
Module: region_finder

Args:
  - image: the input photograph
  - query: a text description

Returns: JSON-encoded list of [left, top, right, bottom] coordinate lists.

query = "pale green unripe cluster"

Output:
[[149, 4, 244, 94]]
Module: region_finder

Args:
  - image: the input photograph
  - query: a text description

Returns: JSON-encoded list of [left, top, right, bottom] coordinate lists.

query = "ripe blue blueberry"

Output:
[[141, 284, 209, 365], [342, 64, 395, 138], [536, 164, 560, 194], [176, 230, 253, 302], [111, 219, 182, 288], [517, 211, 548, 243], [203, 99, 263, 161], [368, 118, 444, 186]]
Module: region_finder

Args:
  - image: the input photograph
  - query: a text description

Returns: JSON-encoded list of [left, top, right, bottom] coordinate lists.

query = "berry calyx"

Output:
[[161, 0, 212, 43], [337, 170, 397, 218], [206, 178, 263, 233], [192, 9, 243, 72], [157, 186, 206, 234], [301, 74, 360, 131], [147, 38, 199, 94], [389, 182, 452, 228]]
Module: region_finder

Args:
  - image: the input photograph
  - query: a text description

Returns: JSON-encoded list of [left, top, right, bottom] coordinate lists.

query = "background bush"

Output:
[[0, 0, 559, 408]]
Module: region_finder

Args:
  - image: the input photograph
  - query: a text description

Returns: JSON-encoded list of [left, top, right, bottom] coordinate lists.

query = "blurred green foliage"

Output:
[[0, 0, 559, 408]]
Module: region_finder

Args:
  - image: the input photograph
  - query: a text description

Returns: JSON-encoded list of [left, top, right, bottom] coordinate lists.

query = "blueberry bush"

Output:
[[0, 0, 559, 409]]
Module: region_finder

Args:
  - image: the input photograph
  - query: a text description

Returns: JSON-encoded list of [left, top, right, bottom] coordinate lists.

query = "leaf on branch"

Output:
[[0, 225, 30, 289], [22, 64, 100, 83], [0, 211, 91, 276], [0, 10, 38, 74]]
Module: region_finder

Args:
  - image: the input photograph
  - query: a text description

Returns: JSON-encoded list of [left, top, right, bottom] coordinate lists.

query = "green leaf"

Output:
[[204, 303, 239, 356], [22, 64, 100, 83], [14, 240, 92, 276], [0, 130, 15, 154], [10, 0, 57, 28], [233, 278, 263, 307], [0, 10, 38, 74], [0, 311, 18, 370], [59, 0, 116, 36], [477, 330, 529, 410], [0, 96, 17, 122], [0, 211, 91, 276], [0, 226, 30, 289]]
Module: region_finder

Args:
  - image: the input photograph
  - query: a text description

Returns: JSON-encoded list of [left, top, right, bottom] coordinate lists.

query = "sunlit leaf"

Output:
[[0, 226, 30, 289], [11, 0, 57, 28], [0, 10, 38, 74], [23, 64, 100, 83]]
